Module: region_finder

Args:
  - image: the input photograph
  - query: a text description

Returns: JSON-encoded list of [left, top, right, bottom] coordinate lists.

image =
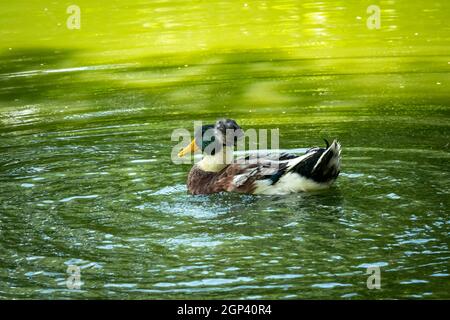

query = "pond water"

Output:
[[0, 0, 449, 299]]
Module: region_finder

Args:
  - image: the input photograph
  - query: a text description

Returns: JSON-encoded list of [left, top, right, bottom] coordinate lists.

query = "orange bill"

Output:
[[178, 139, 199, 157]]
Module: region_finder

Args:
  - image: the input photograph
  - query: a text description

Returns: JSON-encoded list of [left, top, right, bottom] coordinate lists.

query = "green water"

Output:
[[0, 0, 449, 299]]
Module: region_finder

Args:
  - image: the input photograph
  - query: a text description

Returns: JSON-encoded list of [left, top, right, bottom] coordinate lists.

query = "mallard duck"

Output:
[[178, 119, 341, 195]]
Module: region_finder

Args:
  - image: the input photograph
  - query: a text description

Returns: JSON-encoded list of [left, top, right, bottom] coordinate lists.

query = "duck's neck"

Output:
[[197, 146, 234, 172]]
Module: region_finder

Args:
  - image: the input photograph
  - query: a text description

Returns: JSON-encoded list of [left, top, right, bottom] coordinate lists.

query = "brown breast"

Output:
[[186, 164, 257, 195]]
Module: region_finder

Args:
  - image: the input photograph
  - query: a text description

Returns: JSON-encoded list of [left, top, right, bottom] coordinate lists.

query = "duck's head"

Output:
[[178, 118, 244, 157]]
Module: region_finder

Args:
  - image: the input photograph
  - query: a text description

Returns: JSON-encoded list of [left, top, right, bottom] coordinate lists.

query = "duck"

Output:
[[177, 119, 341, 195]]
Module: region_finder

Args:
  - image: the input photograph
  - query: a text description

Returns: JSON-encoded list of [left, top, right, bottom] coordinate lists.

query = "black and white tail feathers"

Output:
[[291, 139, 341, 184]]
